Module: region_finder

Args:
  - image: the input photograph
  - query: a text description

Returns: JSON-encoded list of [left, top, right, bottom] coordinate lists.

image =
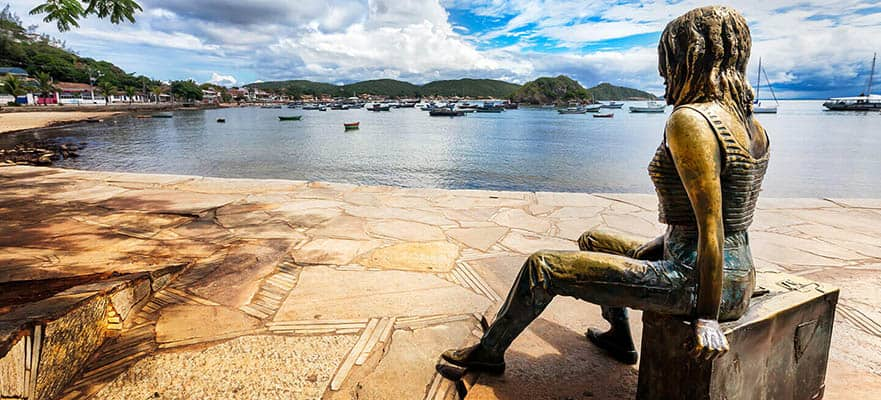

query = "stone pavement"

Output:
[[0, 165, 880, 399]]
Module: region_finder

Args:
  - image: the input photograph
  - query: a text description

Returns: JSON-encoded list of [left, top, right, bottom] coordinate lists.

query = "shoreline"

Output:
[[0, 103, 224, 135]]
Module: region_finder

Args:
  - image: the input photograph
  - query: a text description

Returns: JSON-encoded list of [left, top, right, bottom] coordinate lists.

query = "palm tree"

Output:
[[35, 72, 56, 105], [150, 86, 164, 103], [124, 86, 136, 104], [97, 81, 116, 105], [2, 74, 27, 101]]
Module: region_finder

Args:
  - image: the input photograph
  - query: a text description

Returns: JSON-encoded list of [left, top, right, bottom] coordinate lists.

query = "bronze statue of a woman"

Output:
[[442, 5, 770, 372]]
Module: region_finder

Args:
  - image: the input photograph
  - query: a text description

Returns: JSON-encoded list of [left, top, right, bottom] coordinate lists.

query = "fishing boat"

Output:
[[601, 101, 624, 109], [629, 101, 667, 113], [475, 105, 504, 113], [504, 102, 519, 110], [593, 113, 614, 118], [584, 104, 603, 112], [429, 107, 465, 117], [151, 113, 173, 118], [344, 122, 360, 130], [216, 118, 226, 123], [367, 103, 391, 112], [558, 107, 587, 114], [753, 57, 779, 114], [823, 53, 881, 111], [278, 116, 302, 121]]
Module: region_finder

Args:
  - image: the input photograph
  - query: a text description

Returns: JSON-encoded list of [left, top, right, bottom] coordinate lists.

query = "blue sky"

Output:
[[5, 0, 881, 98]]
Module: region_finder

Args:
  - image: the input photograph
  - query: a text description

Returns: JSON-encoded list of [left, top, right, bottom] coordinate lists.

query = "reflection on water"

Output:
[[2, 101, 880, 197]]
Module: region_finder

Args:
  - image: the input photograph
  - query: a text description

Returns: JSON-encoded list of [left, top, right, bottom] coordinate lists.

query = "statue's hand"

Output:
[[689, 319, 729, 360]]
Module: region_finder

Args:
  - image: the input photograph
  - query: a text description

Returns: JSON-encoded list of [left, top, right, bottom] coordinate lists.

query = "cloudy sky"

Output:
[[5, 0, 881, 98]]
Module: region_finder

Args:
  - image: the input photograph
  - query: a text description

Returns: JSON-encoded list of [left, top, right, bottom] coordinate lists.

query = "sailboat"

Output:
[[753, 58, 779, 114], [823, 53, 881, 111]]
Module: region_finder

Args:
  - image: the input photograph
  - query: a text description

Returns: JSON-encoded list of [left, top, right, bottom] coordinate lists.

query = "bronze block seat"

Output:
[[636, 271, 839, 400]]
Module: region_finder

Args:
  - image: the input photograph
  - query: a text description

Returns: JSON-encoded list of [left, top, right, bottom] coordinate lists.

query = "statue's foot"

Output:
[[441, 344, 505, 374], [586, 327, 638, 365]]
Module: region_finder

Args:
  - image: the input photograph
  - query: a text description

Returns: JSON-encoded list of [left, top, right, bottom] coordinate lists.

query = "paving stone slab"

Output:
[[294, 238, 385, 265], [274, 267, 491, 321], [499, 230, 577, 255], [445, 227, 509, 252], [356, 241, 460, 272], [491, 208, 552, 234], [367, 220, 446, 242], [190, 239, 294, 307], [337, 321, 477, 399], [156, 304, 261, 344]]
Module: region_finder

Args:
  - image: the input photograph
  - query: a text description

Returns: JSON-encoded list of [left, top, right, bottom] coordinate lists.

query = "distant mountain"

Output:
[[343, 79, 421, 98], [246, 78, 520, 98], [421, 79, 520, 98], [509, 76, 657, 104], [508, 75, 591, 105], [587, 83, 657, 101]]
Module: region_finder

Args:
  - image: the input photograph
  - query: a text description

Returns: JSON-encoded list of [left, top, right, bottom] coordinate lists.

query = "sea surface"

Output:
[[3, 100, 880, 197]]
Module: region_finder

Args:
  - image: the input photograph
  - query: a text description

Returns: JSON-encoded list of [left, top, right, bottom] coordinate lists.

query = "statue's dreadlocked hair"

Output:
[[659, 6, 754, 123]]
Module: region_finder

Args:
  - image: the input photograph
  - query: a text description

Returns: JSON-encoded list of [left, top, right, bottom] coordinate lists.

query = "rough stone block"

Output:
[[637, 272, 839, 400]]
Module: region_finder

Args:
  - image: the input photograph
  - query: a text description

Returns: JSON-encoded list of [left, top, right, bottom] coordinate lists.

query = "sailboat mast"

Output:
[[755, 57, 762, 99], [867, 53, 876, 95]]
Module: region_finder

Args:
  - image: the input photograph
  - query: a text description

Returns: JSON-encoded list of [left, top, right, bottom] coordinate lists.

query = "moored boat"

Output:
[[629, 101, 667, 113], [593, 113, 614, 118], [216, 118, 226, 123], [558, 107, 587, 114], [344, 122, 360, 130], [601, 101, 624, 109], [584, 104, 602, 112], [278, 116, 303, 121], [429, 107, 465, 117], [753, 57, 779, 114], [824, 53, 880, 111], [151, 113, 173, 118]]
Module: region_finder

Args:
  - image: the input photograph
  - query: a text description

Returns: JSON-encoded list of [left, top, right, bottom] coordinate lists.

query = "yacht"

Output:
[[823, 53, 881, 111], [753, 57, 779, 114], [629, 101, 667, 113]]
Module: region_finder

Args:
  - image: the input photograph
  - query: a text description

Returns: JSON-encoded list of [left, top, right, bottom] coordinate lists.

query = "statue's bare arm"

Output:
[[665, 107, 729, 360]]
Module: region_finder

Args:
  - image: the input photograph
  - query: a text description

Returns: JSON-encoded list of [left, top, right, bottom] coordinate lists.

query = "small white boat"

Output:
[[601, 101, 624, 109], [629, 101, 667, 113], [558, 107, 587, 114], [584, 104, 603, 112]]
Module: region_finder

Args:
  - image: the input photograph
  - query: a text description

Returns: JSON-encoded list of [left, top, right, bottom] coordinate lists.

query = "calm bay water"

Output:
[[3, 100, 880, 197]]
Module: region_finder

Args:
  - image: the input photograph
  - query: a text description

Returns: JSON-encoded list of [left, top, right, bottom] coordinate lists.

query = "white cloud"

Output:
[[207, 72, 237, 87], [5, 0, 881, 97]]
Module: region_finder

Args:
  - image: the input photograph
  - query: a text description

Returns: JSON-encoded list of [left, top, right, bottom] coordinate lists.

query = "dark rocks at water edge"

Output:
[[0, 141, 84, 165]]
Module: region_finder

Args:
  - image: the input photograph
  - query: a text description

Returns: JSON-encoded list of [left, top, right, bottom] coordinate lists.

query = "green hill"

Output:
[[0, 6, 154, 88], [586, 82, 657, 100], [247, 78, 519, 98], [245, 80, 341, 96], [343, 79, 421, 98], [508, 75, 591, 104], [420, 79, 520, 98], [509, 76, 657, 104]]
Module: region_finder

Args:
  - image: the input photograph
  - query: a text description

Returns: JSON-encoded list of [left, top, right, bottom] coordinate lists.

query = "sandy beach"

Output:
[[0, 111, 123, 134]]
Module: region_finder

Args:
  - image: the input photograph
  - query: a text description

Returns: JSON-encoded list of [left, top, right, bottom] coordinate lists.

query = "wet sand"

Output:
[[0, 111, 123, 134]]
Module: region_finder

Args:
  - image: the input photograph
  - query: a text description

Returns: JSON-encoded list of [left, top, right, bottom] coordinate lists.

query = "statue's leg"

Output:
[[442, 249, 687, 372], [578, 229, 646, 363]]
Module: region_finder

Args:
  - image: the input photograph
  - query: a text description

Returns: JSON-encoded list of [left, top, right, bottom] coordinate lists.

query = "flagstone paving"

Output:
[[1, 165, 880, 399]]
